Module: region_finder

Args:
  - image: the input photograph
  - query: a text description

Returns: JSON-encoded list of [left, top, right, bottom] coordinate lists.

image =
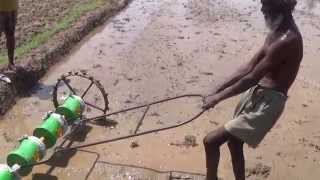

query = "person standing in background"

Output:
[[0, 0, 18, 70]]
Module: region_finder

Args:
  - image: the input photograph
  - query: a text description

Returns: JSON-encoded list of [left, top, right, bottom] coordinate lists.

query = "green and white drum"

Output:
[[55, 95, 85, 122], [33, 112, 68, 149], [7, 136, 46, 176], [0, 164, 18, 180]]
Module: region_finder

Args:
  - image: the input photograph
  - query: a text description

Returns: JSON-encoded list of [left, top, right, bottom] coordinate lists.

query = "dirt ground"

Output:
[[0, 0, 91, 49], [1, 0, 320, 179]]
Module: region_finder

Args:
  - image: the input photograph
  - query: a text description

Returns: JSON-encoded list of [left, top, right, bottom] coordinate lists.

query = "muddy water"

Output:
[[1, 0, 320, 180]]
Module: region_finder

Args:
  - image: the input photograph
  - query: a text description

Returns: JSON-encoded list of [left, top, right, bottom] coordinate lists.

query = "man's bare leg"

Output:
[[0, 14, 4, 66], [4, 12, 16, 70], [203, 127, 231, 180], [6, 32, 15, 69], [6, 27, 16, 69], [228, 137, 245, 180]]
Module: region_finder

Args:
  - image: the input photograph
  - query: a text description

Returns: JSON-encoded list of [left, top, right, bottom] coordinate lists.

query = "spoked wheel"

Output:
[[52, 71, 109, 119]]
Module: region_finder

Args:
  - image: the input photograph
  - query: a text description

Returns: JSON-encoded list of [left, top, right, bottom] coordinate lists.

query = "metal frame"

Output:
[[24, 71, 207, 179]]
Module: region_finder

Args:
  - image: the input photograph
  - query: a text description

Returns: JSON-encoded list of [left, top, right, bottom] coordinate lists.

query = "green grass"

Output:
[[0, 0, 107, 64]]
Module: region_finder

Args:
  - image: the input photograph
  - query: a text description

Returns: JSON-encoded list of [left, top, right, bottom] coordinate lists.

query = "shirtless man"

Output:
[[0, 0, 18, 70], [202, 0, 303, 180]]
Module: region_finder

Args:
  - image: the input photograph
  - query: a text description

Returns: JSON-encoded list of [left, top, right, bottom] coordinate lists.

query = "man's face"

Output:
[[261, 0, 283, 30], [261, 0, 277, 20]]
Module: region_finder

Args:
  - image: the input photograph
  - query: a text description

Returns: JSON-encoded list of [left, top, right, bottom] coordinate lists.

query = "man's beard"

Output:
[[265, 14, 284, 31]]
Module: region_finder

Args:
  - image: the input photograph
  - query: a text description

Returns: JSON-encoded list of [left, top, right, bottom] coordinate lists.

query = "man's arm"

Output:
[[211, 46, 266, 94], [212, 39, 292, 103]]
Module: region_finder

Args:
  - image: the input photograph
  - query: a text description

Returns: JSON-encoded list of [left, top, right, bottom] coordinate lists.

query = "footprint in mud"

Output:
[[115, 41, 124, 45], [186, 79, 198, 84], [169, 171, 206, 180], [2, 132, 14, 142], [123, 17, 130, 22], [92, 64, 102, 69], [86, 106, 92, 113], [200, 71, 214, 76], [32, 100, 39, 105], [150, 112, 160, 117], [113, 79, 119, 86], [209, 120, 219, 126], [97, 49, 105, 56], [308, 143, 320, 152], [130, 141, 139, 148], [293, 119, 310, 125], [79, 69, 88, 76], [245, 163, 271, 179], [170, 135, 198, 148], [299, 137, 320, 152], [94, 94, 101, 103]]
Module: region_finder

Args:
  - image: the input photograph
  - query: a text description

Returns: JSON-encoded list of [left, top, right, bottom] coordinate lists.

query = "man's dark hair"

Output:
[[262, 0, 297, 14]]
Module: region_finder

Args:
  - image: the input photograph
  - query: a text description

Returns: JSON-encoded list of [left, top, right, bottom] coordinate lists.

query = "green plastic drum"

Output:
[[55, 95, 85, 122], [0, 165, 16, 180], [7, 136, 46, 176], [33, 113, 67, 149]]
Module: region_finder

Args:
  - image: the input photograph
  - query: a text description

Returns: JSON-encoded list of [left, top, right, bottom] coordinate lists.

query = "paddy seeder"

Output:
[[0, 71, 206, 180]]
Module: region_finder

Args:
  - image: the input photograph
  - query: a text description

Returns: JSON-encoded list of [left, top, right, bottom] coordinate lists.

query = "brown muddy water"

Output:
[[1, 0, 320, 179]]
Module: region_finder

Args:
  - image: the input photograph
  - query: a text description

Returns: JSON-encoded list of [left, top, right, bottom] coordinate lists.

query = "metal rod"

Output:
[[81, 81, 94, 98], [134, 105, 150, 134], [96, 160, 205, 176], [55, 109, 206, 151], [62, 79, 76, 95], [80, 150, 101, 180], [84, 101, 105, 112], [80, 94, 204, 123], [25, 94, 206, 168]]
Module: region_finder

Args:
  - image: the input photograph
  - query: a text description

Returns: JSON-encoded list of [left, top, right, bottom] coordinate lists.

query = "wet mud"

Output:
[[1, 0, 320, 179]]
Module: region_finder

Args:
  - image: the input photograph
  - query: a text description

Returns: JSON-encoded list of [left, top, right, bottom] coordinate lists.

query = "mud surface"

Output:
[[1, 0, 320, 179], [0, 0, 128, 116], [0, 0, 93, 56], [0, 0, 91, 49]]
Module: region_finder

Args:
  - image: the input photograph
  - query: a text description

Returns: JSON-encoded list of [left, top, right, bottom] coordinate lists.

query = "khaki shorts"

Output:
[[0, 11, 17, 35], [225, 85, 287, 147]]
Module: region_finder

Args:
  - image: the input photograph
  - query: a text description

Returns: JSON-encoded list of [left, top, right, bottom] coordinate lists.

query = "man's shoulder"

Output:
[[263, 30, 303, 65], [270, 30, 302, 52], [281, 30, 301, 43]]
